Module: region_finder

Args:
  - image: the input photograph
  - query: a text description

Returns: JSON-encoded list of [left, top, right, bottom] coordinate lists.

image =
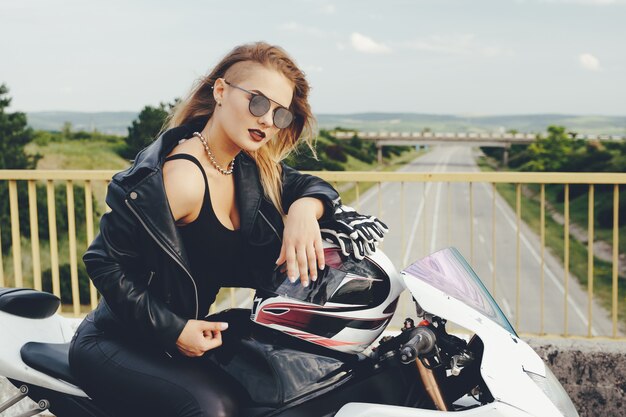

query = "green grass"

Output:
[[540, 185, 626, 253], [478, 156, 626, 329], [25, 139, 130, 214], [26, 139, 129, 171]]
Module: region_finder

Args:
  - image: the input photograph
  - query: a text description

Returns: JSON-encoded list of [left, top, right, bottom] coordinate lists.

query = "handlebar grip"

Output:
[[399, 327, 436, 364]]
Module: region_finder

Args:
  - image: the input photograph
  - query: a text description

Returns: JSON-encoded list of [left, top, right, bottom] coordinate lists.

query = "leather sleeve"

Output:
[[82, 181, 187, 350], [281, 162, 341, 220]]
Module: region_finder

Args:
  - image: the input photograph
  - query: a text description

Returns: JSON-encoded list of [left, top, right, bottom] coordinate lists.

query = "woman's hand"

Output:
[[176, 320, 228, 357], [276, 197, 325, 287]]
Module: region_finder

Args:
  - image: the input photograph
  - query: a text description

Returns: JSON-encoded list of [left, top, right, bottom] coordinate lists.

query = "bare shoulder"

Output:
[[162, 139, 206, 224]]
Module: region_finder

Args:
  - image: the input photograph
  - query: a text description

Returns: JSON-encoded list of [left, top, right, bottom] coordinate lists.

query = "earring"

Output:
[[217, 102, 222, 107]]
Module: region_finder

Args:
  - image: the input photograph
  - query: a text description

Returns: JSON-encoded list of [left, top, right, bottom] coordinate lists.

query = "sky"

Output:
[[1, 0, 625, 116]]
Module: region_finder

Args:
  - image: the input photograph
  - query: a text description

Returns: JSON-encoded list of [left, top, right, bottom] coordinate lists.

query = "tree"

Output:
[[0, 84, 38, 170], [0, 83, 41, 252], [122, 101, 175, 159], [61, 121, 72, 139], [519, 125, 573, 172]]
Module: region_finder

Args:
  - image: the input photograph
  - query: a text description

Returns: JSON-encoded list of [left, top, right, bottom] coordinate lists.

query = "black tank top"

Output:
[[164, 153, 244, 316]]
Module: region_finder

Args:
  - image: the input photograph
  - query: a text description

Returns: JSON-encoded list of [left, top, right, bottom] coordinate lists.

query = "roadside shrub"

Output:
[[325, 144, 348, 162], [595, 187, 626, 228], [42, 262, 91, 304]]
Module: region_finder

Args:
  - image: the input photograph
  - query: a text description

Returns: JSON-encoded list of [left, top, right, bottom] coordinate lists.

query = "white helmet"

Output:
[[251, 243, 404, 354]]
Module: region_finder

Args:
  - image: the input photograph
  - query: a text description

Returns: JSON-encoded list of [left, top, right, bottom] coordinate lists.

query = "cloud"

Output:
[[403, 34, 514, 57], [320, 4, 335, 14], [350, 33, 391, 54], [278, 22, 327, 38], [579, 53, 601, 71], [303, 65, 324, 73]]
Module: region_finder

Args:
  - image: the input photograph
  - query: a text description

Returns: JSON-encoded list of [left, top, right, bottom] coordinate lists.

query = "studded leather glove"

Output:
[[320, 205, 388, 260]]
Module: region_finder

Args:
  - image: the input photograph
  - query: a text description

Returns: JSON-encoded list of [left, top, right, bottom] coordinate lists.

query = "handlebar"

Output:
[[399, 326, 436, 364]]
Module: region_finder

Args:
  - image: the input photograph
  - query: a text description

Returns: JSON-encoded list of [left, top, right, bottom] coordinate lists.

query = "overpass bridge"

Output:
[[331, 131, 626, 165]]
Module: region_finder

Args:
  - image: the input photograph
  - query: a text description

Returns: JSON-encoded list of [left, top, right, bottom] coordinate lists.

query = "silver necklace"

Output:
[[192, 131, 235, 175]]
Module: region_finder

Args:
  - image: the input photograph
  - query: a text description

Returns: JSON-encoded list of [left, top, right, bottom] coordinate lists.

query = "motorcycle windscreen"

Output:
[[403, 247, 516, 335]]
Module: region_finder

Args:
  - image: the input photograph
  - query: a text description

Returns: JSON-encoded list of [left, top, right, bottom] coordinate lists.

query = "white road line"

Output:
[[403, 185, 432, 266], [488, 261, 494, 272], [428, 151, 453, 253], [238, 299, 252, 308], [237, 290, 254, 308], [478, 234, 485, 244], [358, 182, 388, 207], [479, 183, 596, 334], [403, 154, 449, 266], [358, 153, 426, 207], [429, 182, 443, 253]]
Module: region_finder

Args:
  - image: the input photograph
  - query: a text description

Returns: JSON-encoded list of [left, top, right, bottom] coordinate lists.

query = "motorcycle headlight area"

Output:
[[524, 366, 579, 417]]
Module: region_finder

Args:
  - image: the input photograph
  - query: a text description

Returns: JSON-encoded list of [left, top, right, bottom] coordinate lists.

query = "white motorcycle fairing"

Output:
[[0, 310, 87, 397], [336, 402, 532, 417], [336, 247, 574, 417]]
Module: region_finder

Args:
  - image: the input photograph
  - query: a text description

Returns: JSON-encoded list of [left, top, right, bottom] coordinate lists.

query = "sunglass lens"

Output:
[[249, 95, 270, 117], [274, 108, 294, 129]]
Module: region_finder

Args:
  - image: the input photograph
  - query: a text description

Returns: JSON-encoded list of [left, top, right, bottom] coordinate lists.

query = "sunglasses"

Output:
[[223, 80, 294, 129]]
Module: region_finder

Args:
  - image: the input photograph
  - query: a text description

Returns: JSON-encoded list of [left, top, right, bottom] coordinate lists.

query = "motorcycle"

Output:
[[0, 247, 579, 416]]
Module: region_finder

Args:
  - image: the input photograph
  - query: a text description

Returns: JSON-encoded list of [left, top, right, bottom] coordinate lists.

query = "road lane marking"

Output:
[[428, 151, 453, 254], [478, 234, 485, 244], [403, 152, 450, 266], [357, 152, 431, 207], [403, 185, 432, 266], [429, 181, 443, 253]]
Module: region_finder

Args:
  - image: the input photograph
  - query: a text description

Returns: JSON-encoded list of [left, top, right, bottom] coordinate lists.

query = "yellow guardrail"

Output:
[[1, 170, 624, 339]]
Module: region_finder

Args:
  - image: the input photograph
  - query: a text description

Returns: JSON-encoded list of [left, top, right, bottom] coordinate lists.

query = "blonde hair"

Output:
[[165, 42, 316, 215]]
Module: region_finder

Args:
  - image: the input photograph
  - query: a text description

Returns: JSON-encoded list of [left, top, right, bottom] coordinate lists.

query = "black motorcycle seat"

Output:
[[0, 287, 60, 319], [20, 342, 78, 386]]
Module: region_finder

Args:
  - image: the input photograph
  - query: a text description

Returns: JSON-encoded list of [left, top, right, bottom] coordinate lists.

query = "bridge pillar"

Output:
[[503, 144, 510, 167], [377, 144, 382, 165]]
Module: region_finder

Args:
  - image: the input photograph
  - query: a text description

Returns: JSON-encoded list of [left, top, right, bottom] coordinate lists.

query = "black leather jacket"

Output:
[[83, 117, 340, 352]]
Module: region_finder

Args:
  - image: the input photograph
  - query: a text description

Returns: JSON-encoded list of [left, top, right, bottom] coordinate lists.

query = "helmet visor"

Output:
[[264, 265, 347, 306], [264, 253, 389, 308]]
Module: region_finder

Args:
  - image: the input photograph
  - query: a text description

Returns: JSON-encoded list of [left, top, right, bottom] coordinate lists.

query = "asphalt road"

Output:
[[222, 146, 616, 337], [360, 146, 615, 337]]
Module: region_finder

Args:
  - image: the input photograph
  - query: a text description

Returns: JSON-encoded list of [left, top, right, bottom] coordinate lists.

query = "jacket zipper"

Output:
[[125, 199, 199, 319], [259, 210, 282, 242]]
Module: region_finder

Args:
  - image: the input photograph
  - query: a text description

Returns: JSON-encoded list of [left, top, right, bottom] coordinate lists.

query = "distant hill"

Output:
[[316, 113, 626, 135], [27, 111, 138, 135], [25, 111, 626, 136]]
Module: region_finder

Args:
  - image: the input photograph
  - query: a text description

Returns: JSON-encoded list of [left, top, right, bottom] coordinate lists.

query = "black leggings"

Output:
[[69, 318, 242, 417]]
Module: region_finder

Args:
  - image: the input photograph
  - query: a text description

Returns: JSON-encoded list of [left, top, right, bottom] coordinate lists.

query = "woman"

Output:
[[69, 42, 383, 417]]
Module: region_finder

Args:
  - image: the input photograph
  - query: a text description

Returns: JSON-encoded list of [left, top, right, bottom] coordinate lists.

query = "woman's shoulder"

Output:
[[162, 140, 207, 224]]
